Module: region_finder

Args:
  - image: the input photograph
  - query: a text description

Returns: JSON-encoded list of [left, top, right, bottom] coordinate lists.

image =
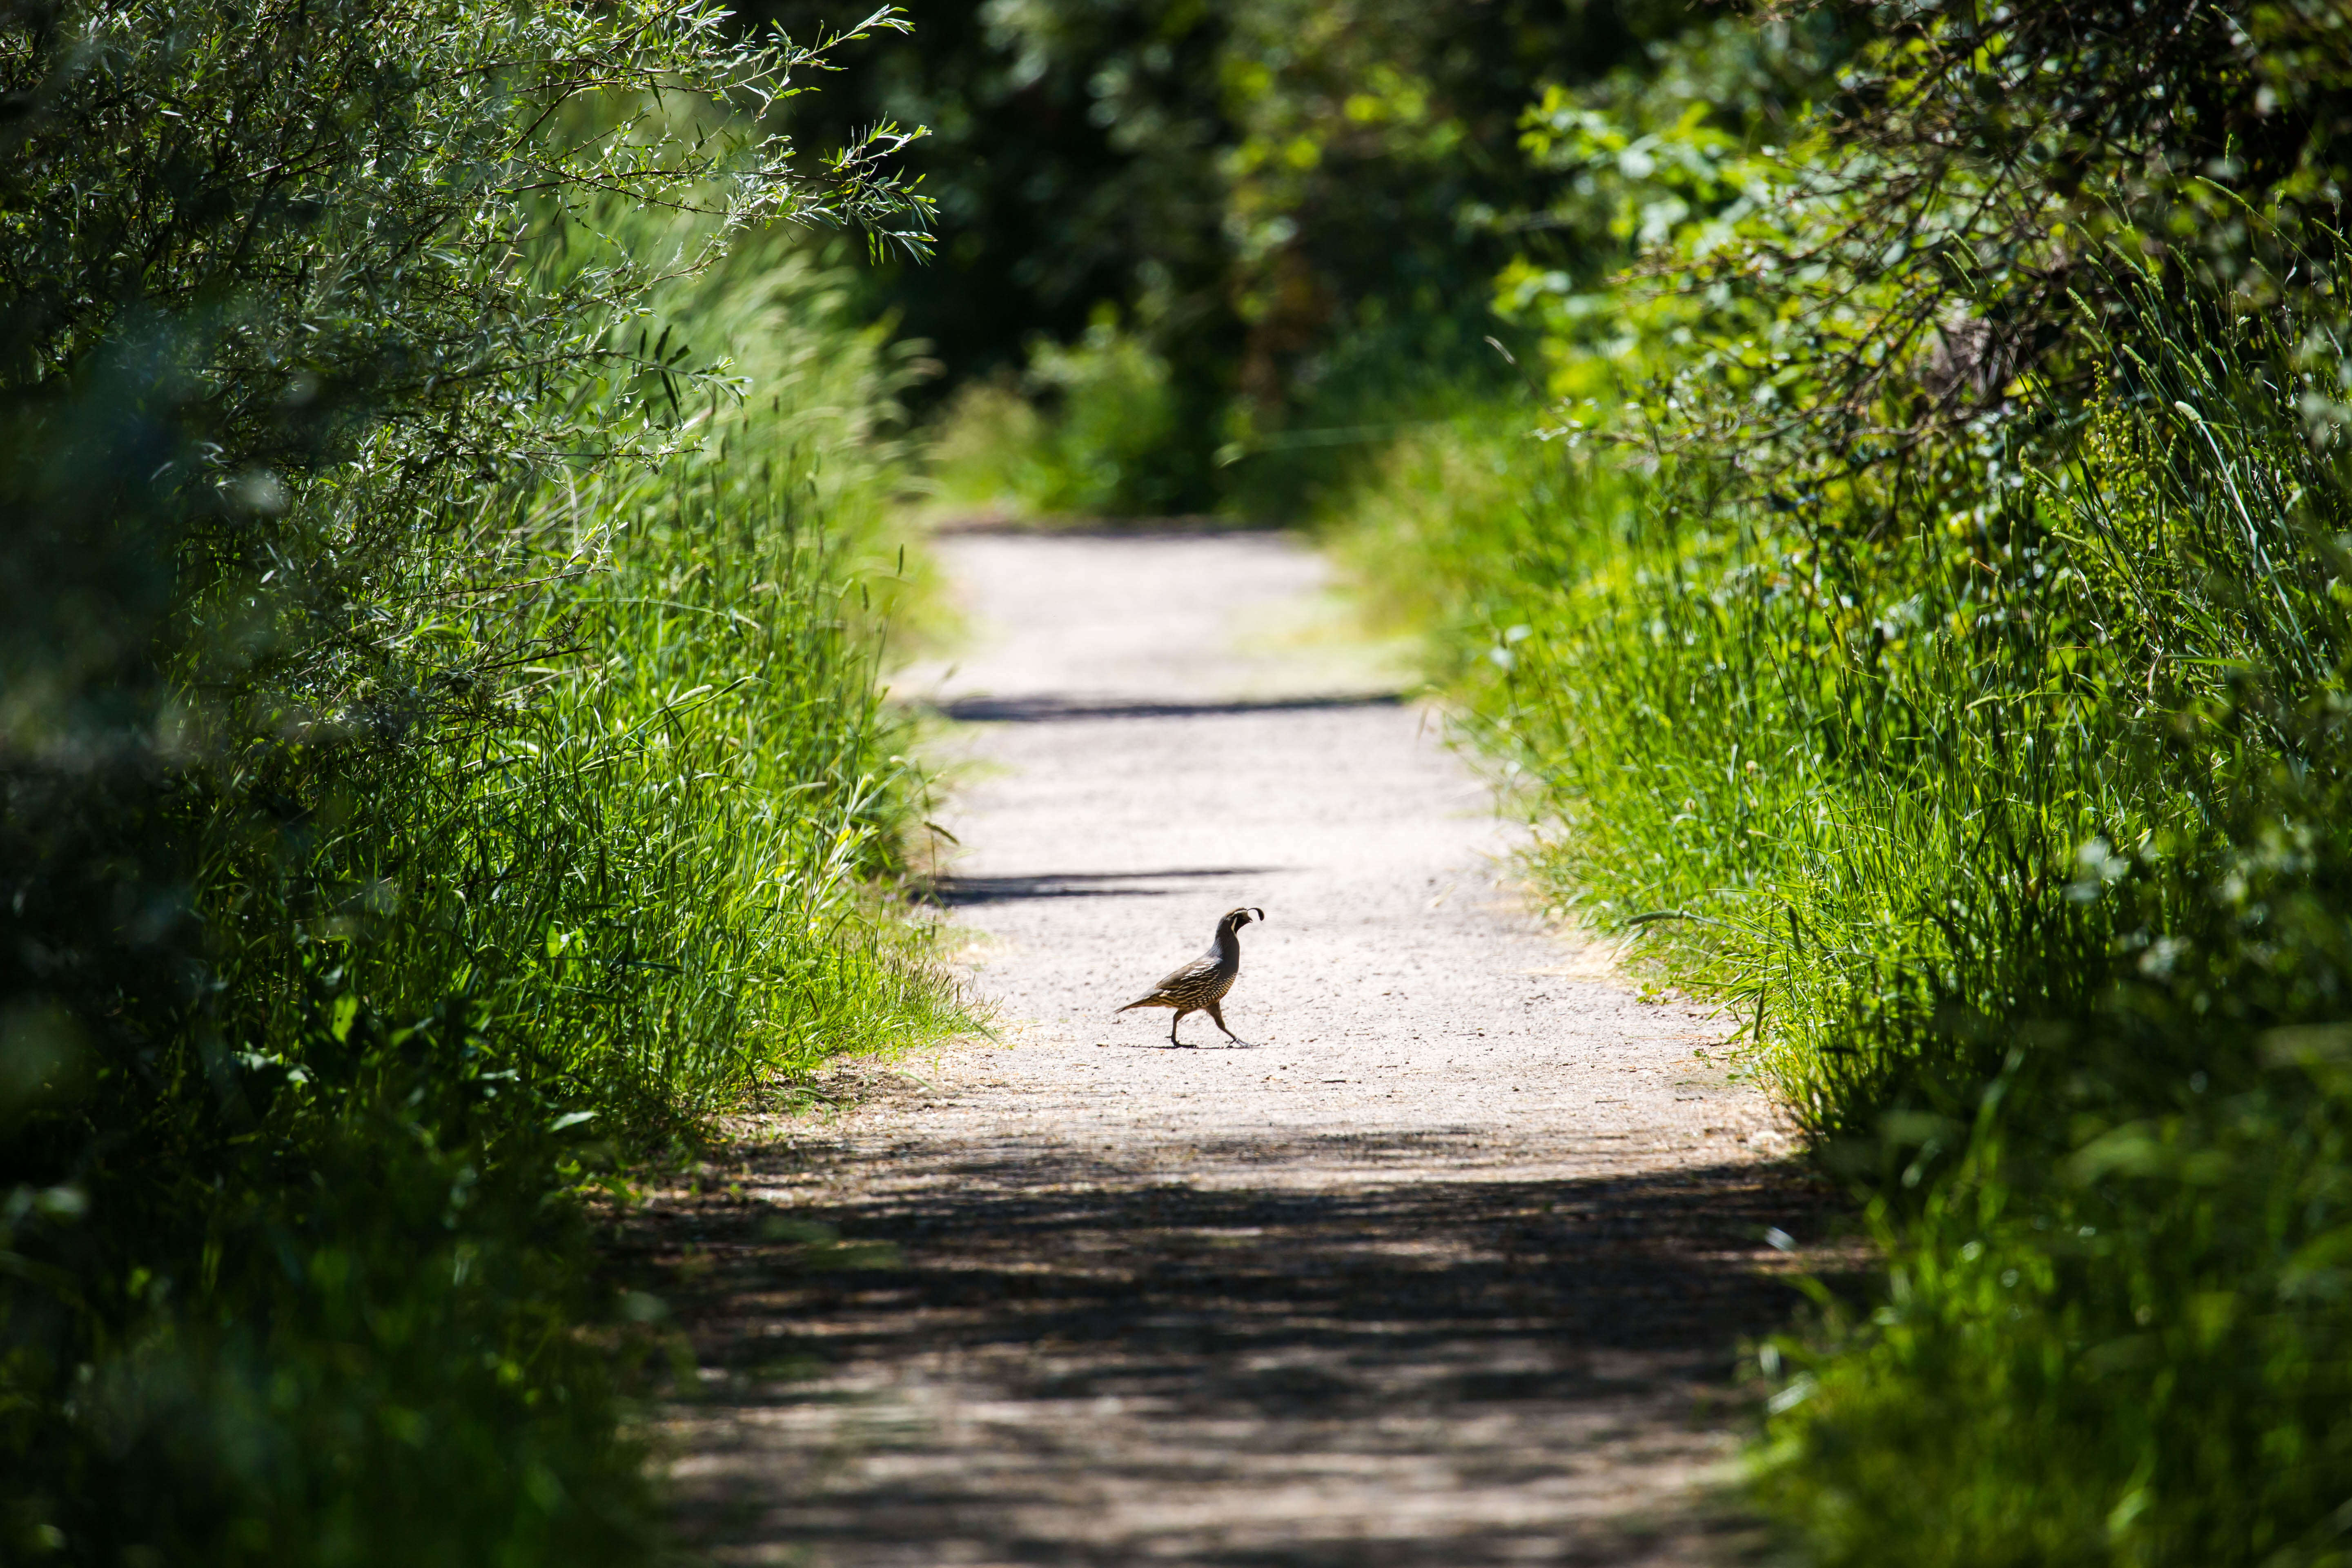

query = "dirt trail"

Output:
[[639, 529, 1828, 1567]]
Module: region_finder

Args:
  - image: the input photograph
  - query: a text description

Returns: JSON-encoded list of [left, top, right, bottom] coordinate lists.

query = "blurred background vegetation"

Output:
[[749, 0, 1726, 517]]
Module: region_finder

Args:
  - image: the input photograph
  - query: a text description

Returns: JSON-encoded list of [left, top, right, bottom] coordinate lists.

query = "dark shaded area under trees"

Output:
[[749, 0, 1705, 509]]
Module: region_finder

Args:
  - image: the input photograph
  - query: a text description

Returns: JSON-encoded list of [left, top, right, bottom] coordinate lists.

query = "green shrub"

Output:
[[1334, 0, 2352, 1548], [742, 0, 1674, 509], [924, 310, 1189, 519], [0, 3, 952, 1560], [1342, 90, 2352, 1568]]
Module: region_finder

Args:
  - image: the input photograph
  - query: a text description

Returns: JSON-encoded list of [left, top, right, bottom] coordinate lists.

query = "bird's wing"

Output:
[[1162, 953, 1221, 988], [1122, 953, 1218, 1006]]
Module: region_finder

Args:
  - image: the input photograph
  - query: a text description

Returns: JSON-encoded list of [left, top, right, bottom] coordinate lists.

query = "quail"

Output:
[[1116, 906, 1264, 1047]]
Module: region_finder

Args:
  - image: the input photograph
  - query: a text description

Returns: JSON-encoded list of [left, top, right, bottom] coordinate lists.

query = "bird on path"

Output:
[[1116, 906, 1264, 1047]]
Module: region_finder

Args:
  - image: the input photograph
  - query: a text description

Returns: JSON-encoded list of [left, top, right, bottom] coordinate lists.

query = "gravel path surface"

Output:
[[637, 529, 1829, 1567]]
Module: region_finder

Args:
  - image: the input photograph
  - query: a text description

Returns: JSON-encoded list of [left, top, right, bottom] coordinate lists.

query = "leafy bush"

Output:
[[1341, 0, 2352, 1559], [0, 3, 951, 1560], [924, 310, 1187, 519], [746, 0, 1706, 514]]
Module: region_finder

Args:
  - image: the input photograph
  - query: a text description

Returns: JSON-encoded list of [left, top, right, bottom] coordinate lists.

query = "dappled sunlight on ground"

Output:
[[636, 531, 1842, 1566], [635, 1120, 1844, 1567]]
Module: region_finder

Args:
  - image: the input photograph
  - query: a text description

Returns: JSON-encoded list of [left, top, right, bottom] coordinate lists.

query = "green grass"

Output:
[[1334, 252, 2352, 1564], [2, 8, 964, 1554], [2, 255, 968, 1564], [917, 306, 1527, 526], [918, 311, 1192, 522]]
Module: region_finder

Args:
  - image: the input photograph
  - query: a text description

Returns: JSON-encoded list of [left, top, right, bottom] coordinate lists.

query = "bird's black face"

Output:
[[1223, 906, 1264, 931]]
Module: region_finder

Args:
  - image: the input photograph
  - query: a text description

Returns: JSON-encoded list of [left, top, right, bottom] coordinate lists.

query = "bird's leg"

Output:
[[1170, 1008, 1196, 1047], [1205, 1000, 1244, 1047]]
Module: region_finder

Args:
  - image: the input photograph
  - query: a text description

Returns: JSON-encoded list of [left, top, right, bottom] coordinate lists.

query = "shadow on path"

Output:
[[627, 1135, 1849, 1567], [927, 867, 1283, 906], [929, 692, 1405, 724]]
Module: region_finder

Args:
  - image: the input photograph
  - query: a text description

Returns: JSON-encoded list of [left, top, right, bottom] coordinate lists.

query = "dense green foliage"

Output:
[[1, 4, 952, 1561], [19, 0, 2352, 1557], [1336, 0, 2352, 1559], [761, 0, 1703, 514]]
